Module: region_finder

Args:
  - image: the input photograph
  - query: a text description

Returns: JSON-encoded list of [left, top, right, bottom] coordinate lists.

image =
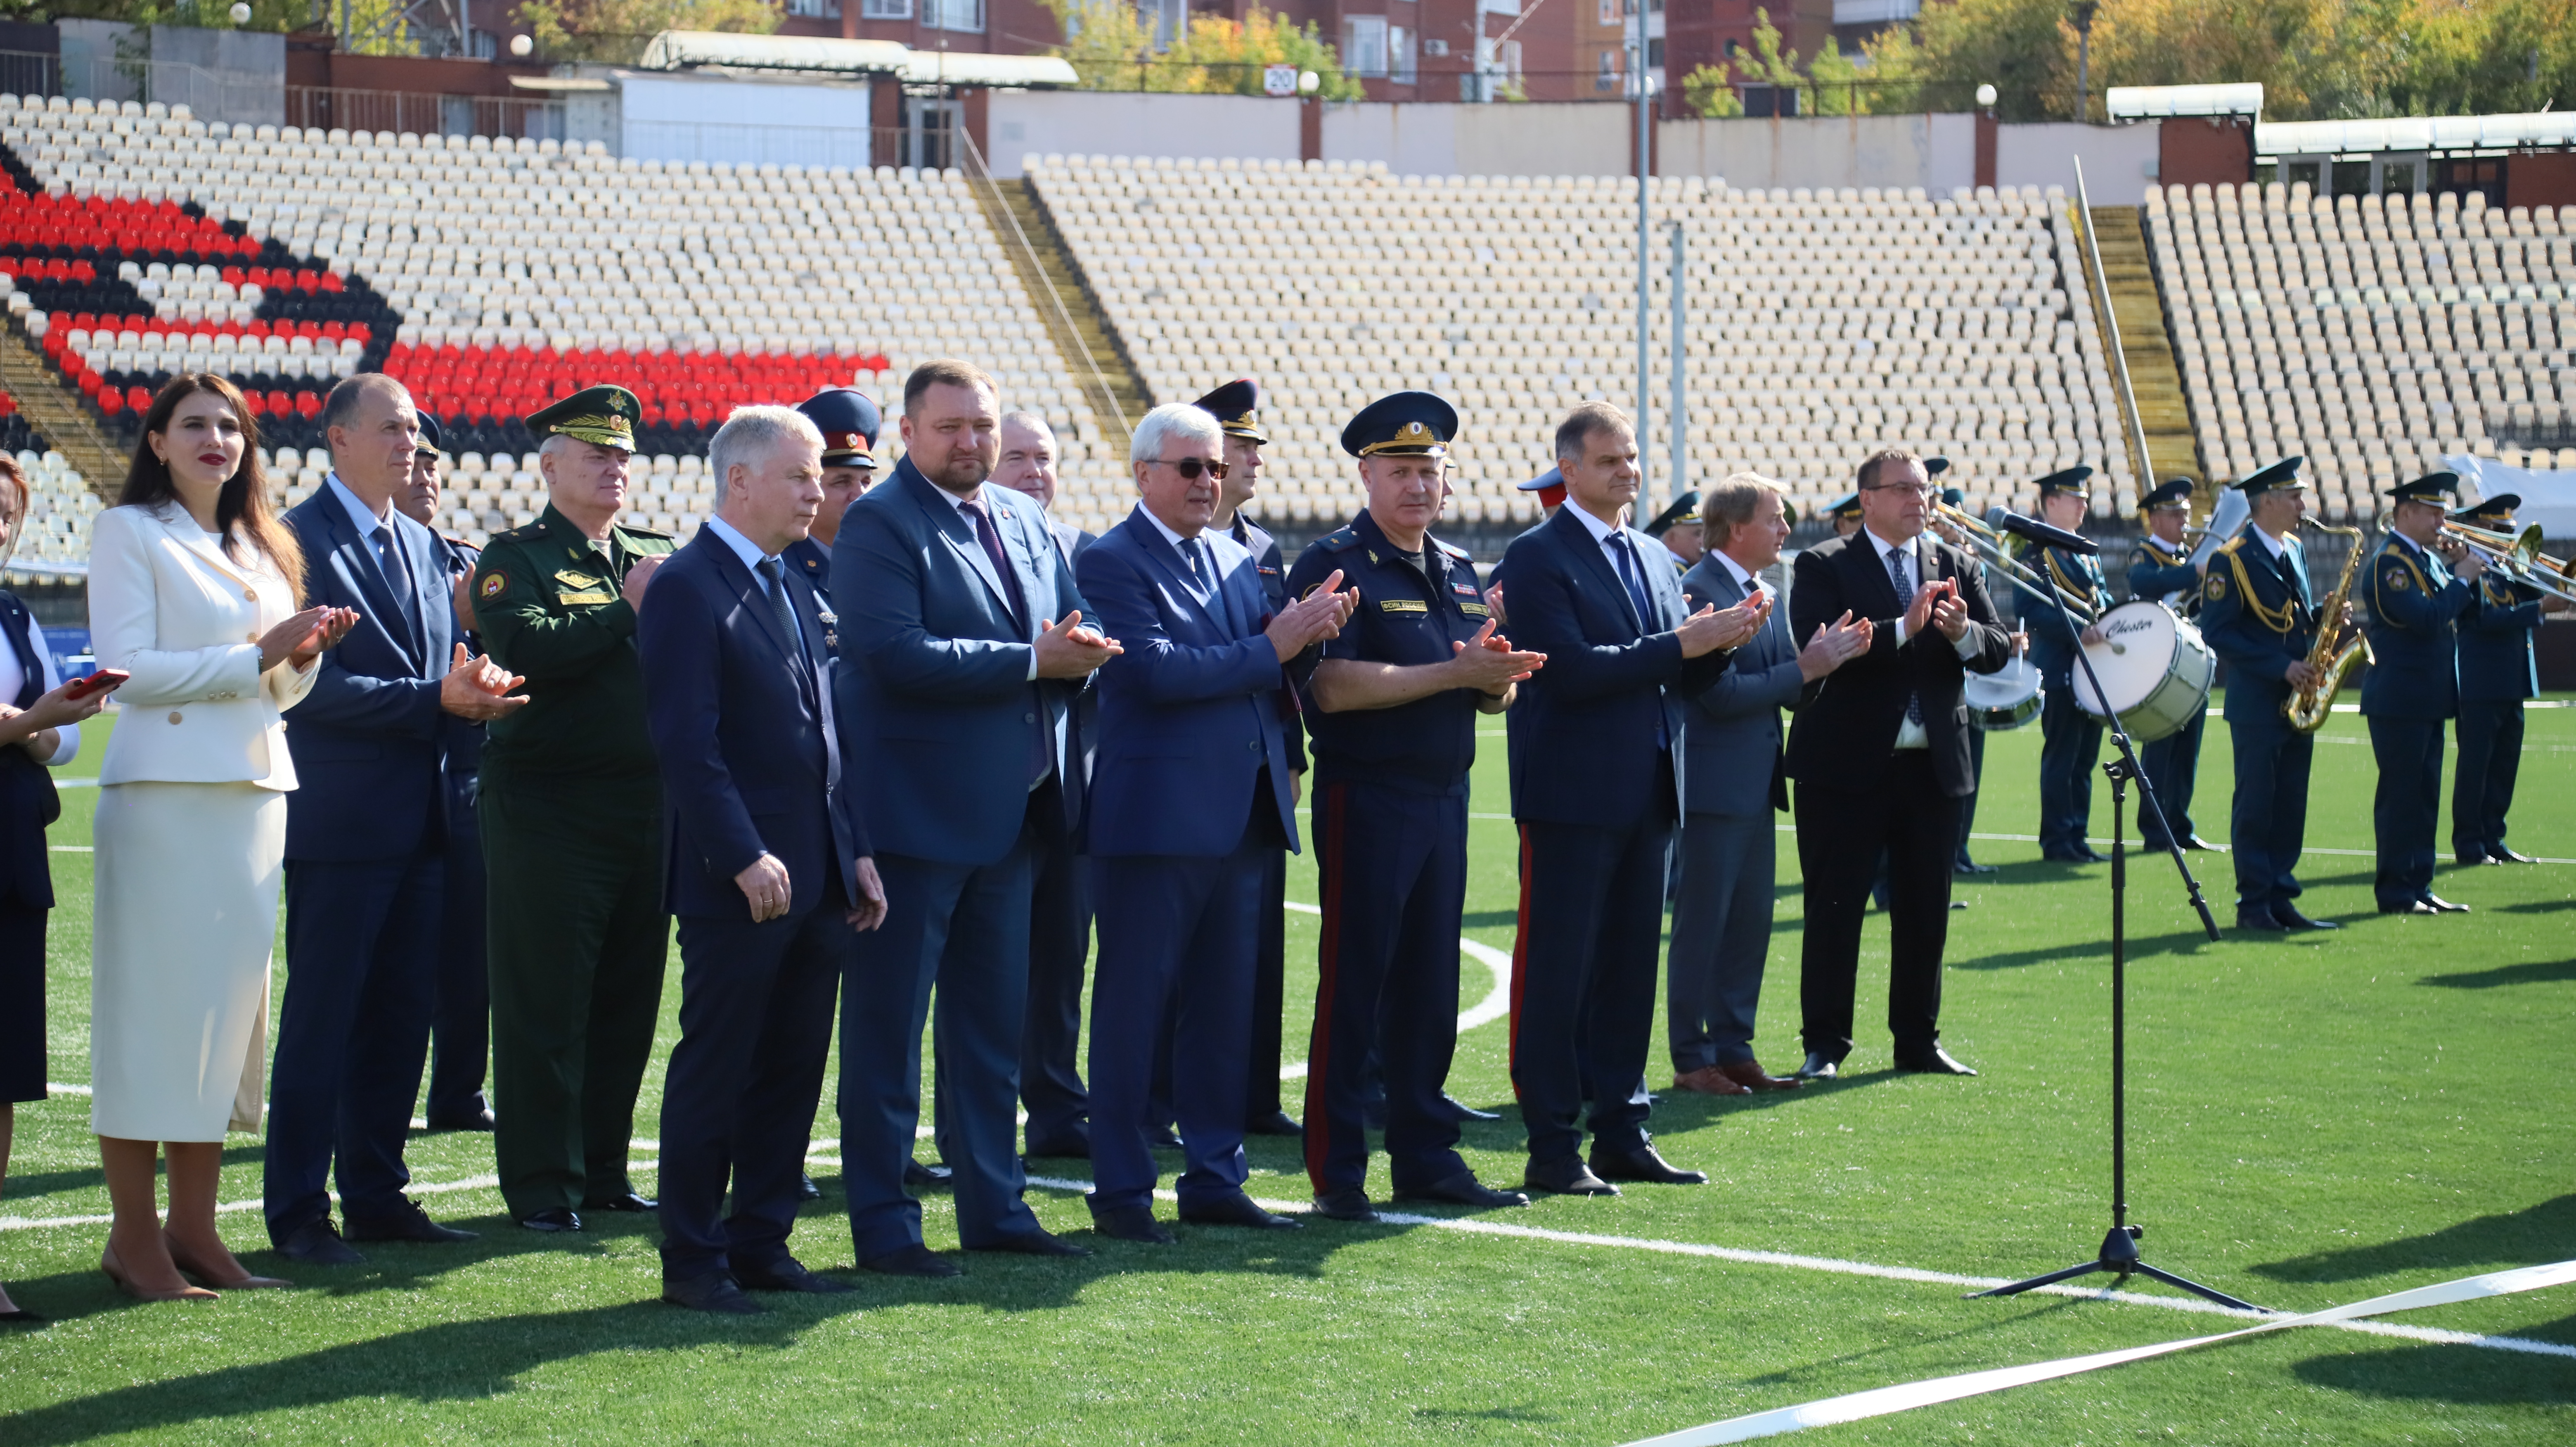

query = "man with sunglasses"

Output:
[[1075, 403, 1358, 1243]]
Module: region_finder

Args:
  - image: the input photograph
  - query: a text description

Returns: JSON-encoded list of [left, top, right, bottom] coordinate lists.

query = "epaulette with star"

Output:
[[491, 520, 549, 543], [1318, 527, 1360, 552], [1433, 536, 1472, 561]]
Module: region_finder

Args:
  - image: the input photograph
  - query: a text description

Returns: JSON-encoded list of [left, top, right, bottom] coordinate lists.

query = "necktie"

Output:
[[1887, 545, 1925, 727], [1181, 536, 1212, 595], [960, 499, 1031, 629], [370, 524, 402, 589], [1610, 533, 1654, 628], [755, 557, 807, 676]]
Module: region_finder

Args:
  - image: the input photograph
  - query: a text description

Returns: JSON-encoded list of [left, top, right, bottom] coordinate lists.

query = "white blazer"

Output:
[[88, 502, 317, 789]]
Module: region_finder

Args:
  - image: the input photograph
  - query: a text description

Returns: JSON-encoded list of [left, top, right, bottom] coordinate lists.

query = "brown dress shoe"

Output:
[[1670, 1065, 1750, 1096], [1716, 1059, 1802, 1092]]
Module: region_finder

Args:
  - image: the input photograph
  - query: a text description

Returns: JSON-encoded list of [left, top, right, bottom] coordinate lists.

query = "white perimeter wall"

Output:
[[1657, 114, 1978, 192], [617, 72, 874, 171], [1995, 121, 2162, 205], [1324, 102, 1633, 178], [989, 91, 1299, 178]]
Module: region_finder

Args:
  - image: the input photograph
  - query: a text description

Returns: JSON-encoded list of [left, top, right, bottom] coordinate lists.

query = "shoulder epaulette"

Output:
[[490, 521, 546, 543], [616, 523, 675, 540], [2215, 534, 2247, 555], [1319, 527, 1360, 552], [1433, 536, 1472, 561]]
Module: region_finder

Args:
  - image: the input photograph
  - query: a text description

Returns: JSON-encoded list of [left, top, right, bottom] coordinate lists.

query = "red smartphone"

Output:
[[62, 669, 129, 702]]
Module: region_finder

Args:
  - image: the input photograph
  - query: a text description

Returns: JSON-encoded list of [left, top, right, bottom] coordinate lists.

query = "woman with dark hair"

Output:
[[0, 454, 115, 1325], [86, 374, 355, 1302]]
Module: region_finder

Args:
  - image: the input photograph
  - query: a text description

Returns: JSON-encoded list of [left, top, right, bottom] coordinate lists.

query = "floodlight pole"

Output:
[[1668, 218, 1686, 507], [1634, 34, 1652, 504]]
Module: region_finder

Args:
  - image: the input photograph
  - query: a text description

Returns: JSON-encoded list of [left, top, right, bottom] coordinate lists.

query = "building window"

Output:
[[923, 0, 983, 30], [1598, 0, 1617, 21], [1391, 25, 1416, 83], [862, 0, 912, 15], [1345, 16, 1389, 78], [466, 27, 496, 58], [1423, 37, 1448, 57], [1646, 37, 1663, 66], [1722, 37, 1740, 57], [1598, 49, 1620, 91], [787, 0, 842, 15]]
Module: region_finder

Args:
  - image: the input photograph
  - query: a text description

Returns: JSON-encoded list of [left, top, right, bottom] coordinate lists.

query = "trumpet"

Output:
[[2439, 519, 2576, 605], [1933, 501, 2102, 625]]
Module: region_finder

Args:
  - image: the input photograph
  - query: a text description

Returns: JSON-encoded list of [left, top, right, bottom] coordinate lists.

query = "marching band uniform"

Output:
[[2199, 458, 2330, 932], [2020, 468, 2112, 863], [2125, 478, 2212, 853], [2451, 493, 2545, 867], [2361, 472, 2476, 915]]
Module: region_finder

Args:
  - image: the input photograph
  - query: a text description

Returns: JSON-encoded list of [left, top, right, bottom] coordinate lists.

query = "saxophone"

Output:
[[2282, 519, 2373, 733]]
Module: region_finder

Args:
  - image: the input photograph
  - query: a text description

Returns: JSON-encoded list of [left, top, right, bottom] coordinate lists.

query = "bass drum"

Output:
[[2072, 600, 2214, 743], [1964, 654, 2043, 731]]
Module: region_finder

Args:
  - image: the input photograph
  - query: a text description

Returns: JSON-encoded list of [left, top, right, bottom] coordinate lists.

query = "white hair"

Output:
[[708, 405, 825, 495], [1129, 403, 1221, 470]]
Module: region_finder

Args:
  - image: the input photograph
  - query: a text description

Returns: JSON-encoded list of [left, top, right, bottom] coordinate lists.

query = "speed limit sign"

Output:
[[1264, 63, 1297, 97]]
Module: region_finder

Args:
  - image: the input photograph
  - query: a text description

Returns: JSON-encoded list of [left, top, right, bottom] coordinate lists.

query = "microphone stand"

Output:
[[1969, 551, 2256, 1313]]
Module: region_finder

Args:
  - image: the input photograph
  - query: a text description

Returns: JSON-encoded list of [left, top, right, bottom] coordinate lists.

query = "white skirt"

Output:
[[89, 780, 286, 1142]]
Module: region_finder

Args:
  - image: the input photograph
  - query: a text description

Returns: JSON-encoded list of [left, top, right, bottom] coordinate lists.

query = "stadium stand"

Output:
[[0, 389, 100, 584], [1024, 153, 2133, 531], [0, 92, 1119, 545], [2148, 181, 2574, 520]]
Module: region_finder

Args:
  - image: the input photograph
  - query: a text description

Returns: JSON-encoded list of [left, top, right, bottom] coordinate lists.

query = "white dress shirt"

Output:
[[1862, 526, 1978, 750], [1565, 500, 1631, 577], [0, 613, 77, 766]]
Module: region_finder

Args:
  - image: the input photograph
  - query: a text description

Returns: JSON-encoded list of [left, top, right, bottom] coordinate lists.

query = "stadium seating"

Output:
[[0, 93, 1118, 546], [0, 390, 100, 584], [1025, 154, 2129, 532], [2148, 181, 2573, 520]]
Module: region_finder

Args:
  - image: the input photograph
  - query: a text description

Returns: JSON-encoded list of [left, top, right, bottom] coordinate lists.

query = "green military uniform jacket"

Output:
[[469, 503, 676, 783]]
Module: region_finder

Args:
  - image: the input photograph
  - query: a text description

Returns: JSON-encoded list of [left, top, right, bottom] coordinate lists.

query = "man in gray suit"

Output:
[[1669, 474, 1871, 1096]]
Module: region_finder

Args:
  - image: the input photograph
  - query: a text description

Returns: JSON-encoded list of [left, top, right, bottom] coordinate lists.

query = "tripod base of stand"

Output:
[[1972, 1225, 2268, 1312]]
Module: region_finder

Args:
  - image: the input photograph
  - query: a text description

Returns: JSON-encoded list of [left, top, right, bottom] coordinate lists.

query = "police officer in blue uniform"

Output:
[[2126, 477, 2216, 852], [2451, 492, 2563, 865], [1287, 392, 1538, 1222], [2200, 457, 2339, 932], [1824, 491, 1864, 539], [2017, 467, 2112, 862], [2361, 471, 2485, 915], [786, 387, 883, 632]]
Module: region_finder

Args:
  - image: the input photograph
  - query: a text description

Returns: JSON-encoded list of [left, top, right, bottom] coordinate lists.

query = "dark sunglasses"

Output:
[[1153, 456, 1231, 481]]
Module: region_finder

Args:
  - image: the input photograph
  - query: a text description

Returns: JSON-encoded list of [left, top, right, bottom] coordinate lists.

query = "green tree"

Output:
[[513, 0, 780, 66], [1681, 62, 1743, 118], [1043, 0, 1360, 100]]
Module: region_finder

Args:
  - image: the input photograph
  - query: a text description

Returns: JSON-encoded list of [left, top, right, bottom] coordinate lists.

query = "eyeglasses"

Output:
[[1861, 483, 1938, 498], [1149, 456, 1231, 481]]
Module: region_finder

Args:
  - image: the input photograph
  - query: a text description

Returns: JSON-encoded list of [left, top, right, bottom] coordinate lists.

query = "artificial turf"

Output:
[[2, 701, 2571, 1445]]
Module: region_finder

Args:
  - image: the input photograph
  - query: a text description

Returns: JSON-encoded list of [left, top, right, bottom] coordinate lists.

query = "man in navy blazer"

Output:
[[833, 361, 1118, 1273], [1669, 476, 1869, 1099], [268, 374, 525, 1263], [639, 406, 888, 1314], [1074, 402, 1355, 1243], [1499, 402, 1760, 1198]]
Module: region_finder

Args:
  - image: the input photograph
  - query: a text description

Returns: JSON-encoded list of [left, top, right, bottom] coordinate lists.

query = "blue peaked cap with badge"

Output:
[[2387, 470, 2460, 505], [2034, 465, 2093, 499], [2454, 490, 2520, 521], [2234, 455, 2308, 496], [1192, 378, 1267, 444], [2140, 477, 2194, 511], [797, 387, 882, 469], [1342, 391, 1458, 459], [414, 412, 443, 458]]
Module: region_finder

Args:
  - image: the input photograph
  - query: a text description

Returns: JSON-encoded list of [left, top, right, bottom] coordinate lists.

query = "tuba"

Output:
[[2282, 519, 2372, 733]]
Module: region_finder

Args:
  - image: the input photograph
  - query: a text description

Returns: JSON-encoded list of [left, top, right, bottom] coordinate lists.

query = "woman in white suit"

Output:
[[88, 375, 354, 1302]]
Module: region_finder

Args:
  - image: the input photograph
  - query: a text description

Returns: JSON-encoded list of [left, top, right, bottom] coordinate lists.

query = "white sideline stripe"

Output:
[[1019, 1172, 2576, 1361], [1622, 1260, 2576, 1445], [1276, 899, 1511, 1081]]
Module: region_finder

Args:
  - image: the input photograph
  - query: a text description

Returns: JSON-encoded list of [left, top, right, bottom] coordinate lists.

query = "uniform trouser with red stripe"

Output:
[[1303, 783, 1470, 1196], [1510, 816, 1669, 1167]]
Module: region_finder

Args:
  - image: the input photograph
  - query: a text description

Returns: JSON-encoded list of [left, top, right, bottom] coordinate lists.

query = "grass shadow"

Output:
[[1460, 909, 1520, 931], [2290, 1333, 2576, 1404], [2417, 958, 2576, 989], [1949, 925, 2229, 971], [4, 1143, 271, 1200], [2488, 897, 2576, 916], [2250, 1196, 2576, 1284], [1736, 1294, 2091, 1388]]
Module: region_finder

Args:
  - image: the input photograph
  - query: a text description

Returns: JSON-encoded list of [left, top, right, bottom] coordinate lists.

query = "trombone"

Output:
[[1933, 501, 2103, 624], [2440, 518, 2576, 605]]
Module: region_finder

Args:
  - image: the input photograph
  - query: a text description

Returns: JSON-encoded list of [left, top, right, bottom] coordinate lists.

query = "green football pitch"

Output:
[[3, 703, 2571, 1445]]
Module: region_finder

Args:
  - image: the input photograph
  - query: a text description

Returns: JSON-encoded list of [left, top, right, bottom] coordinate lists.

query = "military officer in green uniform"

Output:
[[472, 386, 677, 1234]]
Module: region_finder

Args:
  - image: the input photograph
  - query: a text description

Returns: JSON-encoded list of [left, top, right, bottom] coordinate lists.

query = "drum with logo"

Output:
[[2070, 600, 2214, 743]]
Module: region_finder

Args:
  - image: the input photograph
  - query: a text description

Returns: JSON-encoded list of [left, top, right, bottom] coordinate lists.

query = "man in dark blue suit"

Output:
[[1076, 402, 1356, 1242], [834, 361, 1117, 1274], [2361, 470, 2483, 915], [1668, 475, 1868, 1099], [640, 406, 888, 1314], [268, 375, 525, 1264], [1499, 402, 1758, 1197]]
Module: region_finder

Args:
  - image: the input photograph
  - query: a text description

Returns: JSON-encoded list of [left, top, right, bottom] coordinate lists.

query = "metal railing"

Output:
[[283, 84, 561, 140]]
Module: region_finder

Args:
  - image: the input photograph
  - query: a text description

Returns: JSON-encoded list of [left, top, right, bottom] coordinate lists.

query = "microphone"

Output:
[[1993, 510, 2102, 556]]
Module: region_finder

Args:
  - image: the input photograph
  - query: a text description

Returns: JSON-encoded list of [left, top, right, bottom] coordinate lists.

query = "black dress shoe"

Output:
[[1178, 1191, 1301, 1230], [1311, 1187, 1380, 1222], [737, 1258, 859, 1293], [346, 1199, 479, 1243], [904, 1161, 954, 1189], [0, 1307, 45, 1325], [582, 1191, 657, 1213], [1244, 1109, 1303, 1137], [2272, 904, 2339, 930], [275, 1218, 366, 1265], [1436, 1094, 1501, 1122], [1395, 1172, 1530, 1209], [1794, 1051, 1840, 1081], [1589, 1145, 1707, 1185], [424, 1105, 496, 1132], [663, 1270, 765, 1314], [519, 1207, 584, 1234], [1023, 1129, 1091, 1159], [1954, 859, 1997, 875], [2459, 850, 2503, 867], [2423, 893, 2471, 913], [2379, 899, 2439, 915], [2490, 845, 2538, 864], [2182, 835, 2223, 852], [973, 1228, 1091, 1258], [797, 1175, 823, 1202], [860, 1244, 961, 1278], [1894, 1046, 1978, 1076], [2235, 906, 2287, 932], [1144, 1125, 1183, 1150], [1089, 1205, 1176, 1244], [1523, 1157, 1619, 1196]]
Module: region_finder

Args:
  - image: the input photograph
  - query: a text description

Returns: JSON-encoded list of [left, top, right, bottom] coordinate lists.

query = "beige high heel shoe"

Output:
[[164, 1232, 293, 1290], [100, 1242, 218, 1303]]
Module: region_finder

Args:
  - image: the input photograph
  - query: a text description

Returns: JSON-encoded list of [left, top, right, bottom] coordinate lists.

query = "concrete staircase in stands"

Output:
[[0, 326, 124, 489], [973, 177, 1152, 452], [2081, 204, 2208, 501]]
